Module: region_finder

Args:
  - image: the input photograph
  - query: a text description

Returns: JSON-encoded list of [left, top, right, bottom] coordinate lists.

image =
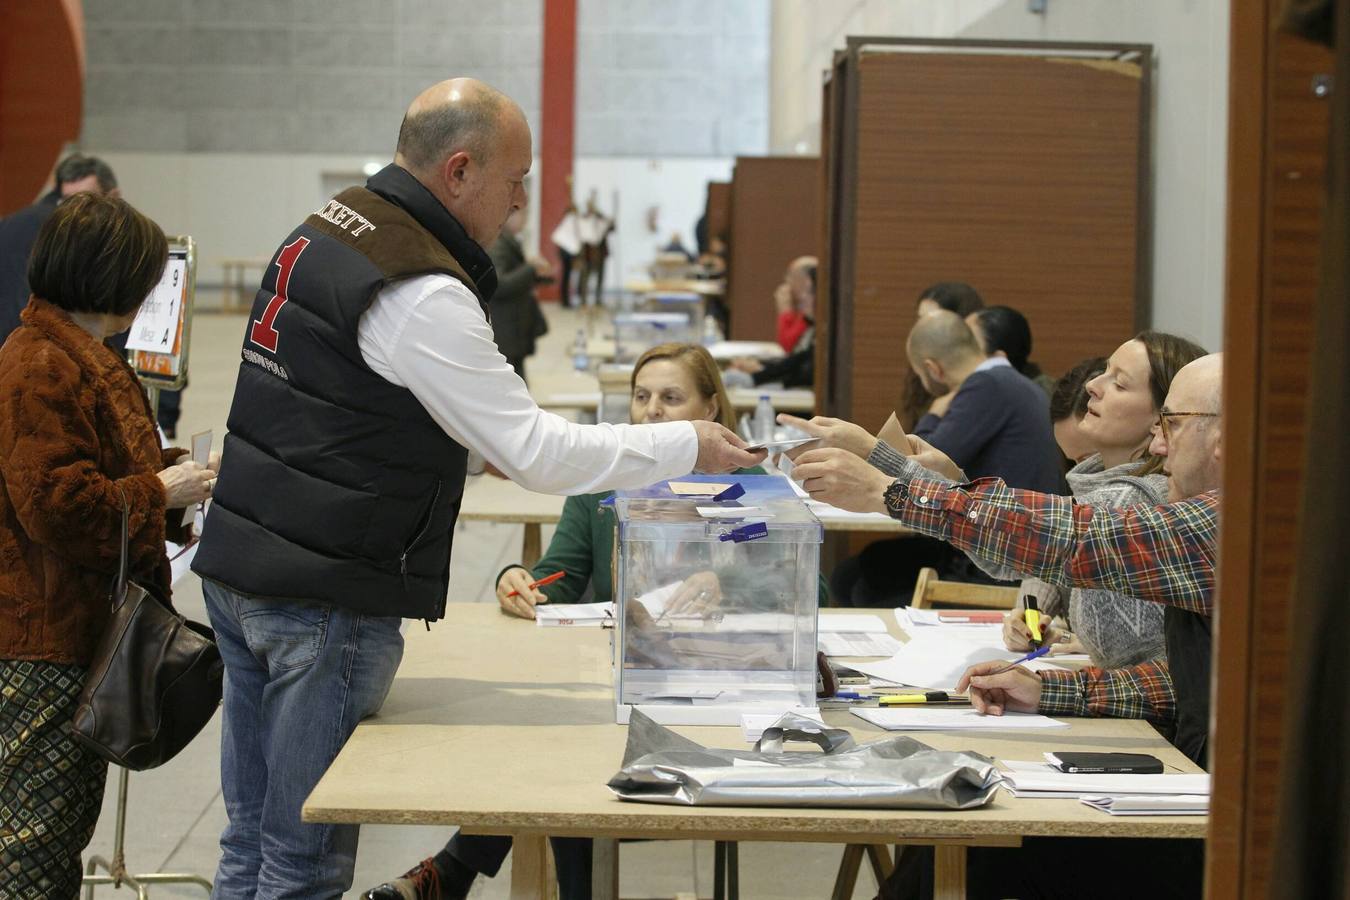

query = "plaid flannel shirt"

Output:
[[869, 442, 1218, 722]]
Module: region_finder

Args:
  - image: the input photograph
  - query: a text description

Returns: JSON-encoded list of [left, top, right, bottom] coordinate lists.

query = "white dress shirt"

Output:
[[357, 273, 698, 495]]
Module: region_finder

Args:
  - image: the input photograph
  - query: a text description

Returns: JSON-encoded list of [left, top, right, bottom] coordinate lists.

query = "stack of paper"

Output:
[[843, 629, 1068, 692], [998, 761, 1210, 799], [819, 613, 889, 633], [817, 613, 902, 657], [1081, 794, 1209, 816], [853, 708, 1068, 731], [534, 602, 613, 627], [818, 632, 904, 657], [896, 608, 1004, 630]]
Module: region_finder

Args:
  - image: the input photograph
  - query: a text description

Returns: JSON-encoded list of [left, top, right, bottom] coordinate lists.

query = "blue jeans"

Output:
[[204, 580, 404, 899]]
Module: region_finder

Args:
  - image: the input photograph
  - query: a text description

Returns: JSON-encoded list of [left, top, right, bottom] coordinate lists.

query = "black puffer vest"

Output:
[[193, 165, 497, 619]]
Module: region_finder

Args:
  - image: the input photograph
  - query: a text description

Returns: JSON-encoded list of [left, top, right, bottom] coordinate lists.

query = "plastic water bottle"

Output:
[[571, 329, 589, 372], [701, 314, 722, 344], [753, 395, 776, 444]]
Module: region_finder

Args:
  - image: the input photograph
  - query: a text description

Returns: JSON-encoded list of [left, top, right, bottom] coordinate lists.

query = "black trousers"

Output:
[[441, 832, 592, 900], [881, 838, 1204, 900], [558, 248, 576, 307]]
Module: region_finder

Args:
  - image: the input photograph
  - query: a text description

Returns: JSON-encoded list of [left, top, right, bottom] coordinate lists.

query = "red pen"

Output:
[[507, 570, 566, 597]]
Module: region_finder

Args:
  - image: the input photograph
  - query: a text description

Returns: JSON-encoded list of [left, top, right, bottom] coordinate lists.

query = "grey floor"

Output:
[[84, 299, 878, 899]]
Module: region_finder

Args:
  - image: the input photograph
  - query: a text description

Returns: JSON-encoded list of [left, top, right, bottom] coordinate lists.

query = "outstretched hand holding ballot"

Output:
[[789, 447, 894, 513], [777, 414, 967, 482], [691, 420, 766, 473]]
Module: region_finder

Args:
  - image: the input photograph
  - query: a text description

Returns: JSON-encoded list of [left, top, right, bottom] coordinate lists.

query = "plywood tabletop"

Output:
[[305, 605, 1205, 842]]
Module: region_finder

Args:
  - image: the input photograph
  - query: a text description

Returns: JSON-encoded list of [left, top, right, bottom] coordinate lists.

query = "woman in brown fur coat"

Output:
[[0, 193, 216, 897]]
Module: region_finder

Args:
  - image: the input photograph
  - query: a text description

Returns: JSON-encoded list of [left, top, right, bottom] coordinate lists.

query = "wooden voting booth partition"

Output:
[[703, 180, 731, 250], [815, 38, 1152, 434], [1207, 1, 1333, 897], [726, 156, 821, 342]]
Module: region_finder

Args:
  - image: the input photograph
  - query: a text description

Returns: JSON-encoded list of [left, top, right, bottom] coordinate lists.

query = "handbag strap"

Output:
[[113, 484, 129, 604]]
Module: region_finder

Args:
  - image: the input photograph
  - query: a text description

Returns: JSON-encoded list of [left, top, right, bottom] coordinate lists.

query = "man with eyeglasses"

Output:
[[787, 353, 1222, 897]]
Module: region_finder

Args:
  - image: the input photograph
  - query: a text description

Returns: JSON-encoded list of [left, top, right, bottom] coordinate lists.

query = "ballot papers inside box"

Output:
[[612, 475, 822, 724]]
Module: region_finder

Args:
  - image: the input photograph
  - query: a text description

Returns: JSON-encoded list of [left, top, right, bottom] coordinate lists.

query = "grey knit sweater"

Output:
[[867, 444, 1168, 668]]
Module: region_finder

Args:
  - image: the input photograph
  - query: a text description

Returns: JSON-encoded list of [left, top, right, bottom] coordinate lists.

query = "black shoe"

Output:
[[362, 856, 467, 900]]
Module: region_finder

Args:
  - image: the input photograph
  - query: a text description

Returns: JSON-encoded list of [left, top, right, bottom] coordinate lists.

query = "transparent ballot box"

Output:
[[611, 475, 822, 724], [612, 312, 697, 363]]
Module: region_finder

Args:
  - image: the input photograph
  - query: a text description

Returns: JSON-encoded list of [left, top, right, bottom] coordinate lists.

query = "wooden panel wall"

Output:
[[726, 156, 821, 342], [1207, 1, 1332, 895], [704, 181, 731, 249], [819, 42, 1150, 432]]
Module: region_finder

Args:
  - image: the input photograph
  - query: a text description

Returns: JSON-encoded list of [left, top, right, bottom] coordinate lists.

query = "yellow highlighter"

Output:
[[877, 692, 970, 706], [1023, 595, 1044, 648]]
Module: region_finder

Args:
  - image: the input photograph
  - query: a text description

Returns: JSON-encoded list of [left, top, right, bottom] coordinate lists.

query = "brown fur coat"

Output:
[[0, 297, 187, 665]]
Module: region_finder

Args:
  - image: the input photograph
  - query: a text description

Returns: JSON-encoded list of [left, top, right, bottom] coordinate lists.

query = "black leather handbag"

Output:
[[71, 495, 223, 770]]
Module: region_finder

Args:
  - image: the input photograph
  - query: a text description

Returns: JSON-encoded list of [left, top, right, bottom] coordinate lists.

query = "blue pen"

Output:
[[832, 691, 868, 700], [987, 643, 1052, 676]]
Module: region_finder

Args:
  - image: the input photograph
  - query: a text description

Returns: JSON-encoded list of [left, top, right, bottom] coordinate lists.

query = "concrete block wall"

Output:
[[80, 0, 769, 159], [577, 0, 770, 157], [79, 0, 545, 155]]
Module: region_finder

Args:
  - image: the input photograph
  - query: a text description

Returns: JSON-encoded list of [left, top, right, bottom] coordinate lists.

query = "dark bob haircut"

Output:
[[972, 305, 1040, 377], [28, 193, 167, 318], [916, 281, 985, 317]]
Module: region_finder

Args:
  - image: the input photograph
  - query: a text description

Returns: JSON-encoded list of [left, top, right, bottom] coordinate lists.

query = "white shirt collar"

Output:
[[974, 356, 1013, 374]]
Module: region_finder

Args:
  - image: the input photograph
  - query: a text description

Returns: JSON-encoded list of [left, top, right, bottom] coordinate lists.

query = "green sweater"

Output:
[[517, 468, 829, 606]]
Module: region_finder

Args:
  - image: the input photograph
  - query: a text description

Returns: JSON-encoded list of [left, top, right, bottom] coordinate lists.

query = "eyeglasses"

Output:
[[1155, 411, 1220, 443]]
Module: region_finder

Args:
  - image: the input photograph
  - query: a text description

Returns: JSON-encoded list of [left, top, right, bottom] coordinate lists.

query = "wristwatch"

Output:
[[882, 479, 910, 518]]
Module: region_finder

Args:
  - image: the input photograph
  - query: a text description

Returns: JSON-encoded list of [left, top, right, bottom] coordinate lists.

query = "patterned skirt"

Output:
[[0, 659, 109, 899]]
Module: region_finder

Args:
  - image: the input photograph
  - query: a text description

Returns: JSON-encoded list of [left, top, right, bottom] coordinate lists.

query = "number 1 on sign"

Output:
[[249, 236, 310, 353]]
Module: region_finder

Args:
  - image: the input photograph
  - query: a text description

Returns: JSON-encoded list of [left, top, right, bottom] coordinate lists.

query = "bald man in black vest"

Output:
[[193, 78, 762, 898]]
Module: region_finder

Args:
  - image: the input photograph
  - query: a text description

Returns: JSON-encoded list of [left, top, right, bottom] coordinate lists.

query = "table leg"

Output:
[[509, 835, 553, 900], [830, 845, 865, 900], [711, 841, 739, 900], [522, 523, 542, 569], [592, 838, 618, 900], [932, 844, 967, 900]]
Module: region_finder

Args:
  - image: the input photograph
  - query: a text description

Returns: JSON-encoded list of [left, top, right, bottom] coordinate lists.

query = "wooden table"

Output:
[[585, 338, 784, 364], [457, 476, 567, 567], [624, 279, 726, 297], [535, 387, 816, 416], [457, 476, 911, 569], [305, 606, 1204, 899]]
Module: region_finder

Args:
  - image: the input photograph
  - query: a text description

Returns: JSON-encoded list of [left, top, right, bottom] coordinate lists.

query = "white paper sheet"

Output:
[[845, 629, 1066, 691], [818, 632, 904, 658], [896, 608, 1005, 630], [696, 506, 771, 518], [534, 602, 614, 626], [167, 540, 198, 587], [852, 708, 1068, 731], [1080, 794, 1209, 816], [669, 481, 733, 496], [818, 613, 889, 633], [999, 761, 1210, 798]]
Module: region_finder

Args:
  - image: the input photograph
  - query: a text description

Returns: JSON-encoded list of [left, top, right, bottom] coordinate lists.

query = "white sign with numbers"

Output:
[[125, 257, 187, 353]]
